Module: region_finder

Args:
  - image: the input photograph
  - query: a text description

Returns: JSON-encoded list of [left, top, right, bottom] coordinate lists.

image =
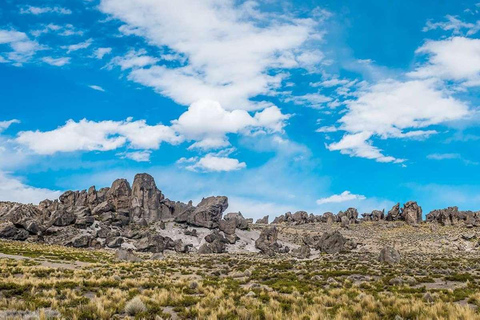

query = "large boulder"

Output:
[[52, 210, 76, 227], [69, 234, 92, 248], [379, 246, 401, 264], [322, 212, 335, 224], [176, 196, 228, 228], [224, 212, 248, 230], [386, 203, 400, 221], [291, 244, 311, 259], [315, 231, 348, 254], [219, 218, 236, 235], [255, 227, 289, 256], [402, 201, 422, 225], [372, 210, 385, 221], [131, 173, 164, 223], [426, 207, 465, 226], [0, 223, 29, 240], [106, 179, 132, 213], [292, 211, 309, 224]]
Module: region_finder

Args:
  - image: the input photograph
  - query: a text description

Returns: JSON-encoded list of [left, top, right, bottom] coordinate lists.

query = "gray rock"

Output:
[[219, 218, 236, 235], [379, 246, 401, 264], [106, 179, 132, 213], [315, 231, 348, 254], [52, 210, 76, 227], [176, 196, 228, 228], [402, 201, 422, 225], [70, 235, 92, 248], [291, 244, 311, 259], [116, 249, 141, 262], [107, 237, 124, 248], [130, 173, 164, 223], [255, 215, 269, 224], [386, 203, 400, 221], [255, 227, 288, 256]]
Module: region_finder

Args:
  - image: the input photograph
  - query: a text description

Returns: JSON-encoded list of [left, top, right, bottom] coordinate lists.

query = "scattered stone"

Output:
[[379, 246, 401, 264]]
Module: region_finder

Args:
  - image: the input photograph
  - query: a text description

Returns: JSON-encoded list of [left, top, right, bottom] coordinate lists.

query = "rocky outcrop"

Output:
[[176, 196, 228, 228], [386, 203, 401, 221], [291, 244, 311, 259], [313, 231, 350, 254], [426, 206, 479, 226], [255, 215, 269, 224], [402, 201, 422, 225], [131, 173, 164, 224], [255, 227, 289, 256], [198, 231, 227, 254]]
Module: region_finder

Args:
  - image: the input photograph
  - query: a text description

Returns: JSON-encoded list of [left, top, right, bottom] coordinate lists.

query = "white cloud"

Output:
[[32, 24, 83, 37], [423, 15, 480, 35], [62, 39, 93, 53], [316, 191, 366, 205], [0, 29, 42, 64], [0, 119, 19, 133], [427, 153, 461, 160], [20, 6, 72, 15], [185, 154, 246, 172], [88, 85, 105, 92], [0, 172, 61, 204], [42, 57, 70, 66], [172, 100, 290, 150], [16, 118, 182, 155], [316, 126, 337, 133], [99, 0, 326, 110], [409, 37, 480, 86], [94, 47, 112, 59], [110, 50, 158, 70], [284, 93, 332, 108], [120, 150, 151, 162], [328, 79, 470, 162]]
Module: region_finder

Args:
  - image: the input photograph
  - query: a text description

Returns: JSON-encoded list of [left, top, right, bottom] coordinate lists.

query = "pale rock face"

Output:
[[130, 173, 164, 223], [402, 201, 422, 225]]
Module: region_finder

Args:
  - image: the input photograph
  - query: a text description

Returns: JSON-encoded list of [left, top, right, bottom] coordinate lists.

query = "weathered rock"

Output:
[[291, 244, 311, 259], [372, 210, 385, 221], [224, 212, 248, 230], [52, 211, 76, 227], [402, 201, 422, 225], [340, 216, 349, 228], [131, 173, 164, 223], [176, 196, 228, 228], [92, 201, 114, 215], [116, 249, 141, 262], [255, 227, 288, 256], [70, 235, 92, 248], [225, 233, 239, 244], [106, 179, 132, 213], [0, 223, 29, 240], [322, 212, 335, 224], [198, 239, 226, 254], [219, 218, 236, 235], [386, 203, 401, 221], [184, 229, 198, 237], [107, 237, 124, 248], [379, 246, 401, 264], [256, 216, 269, 224], [315, 231, 348, 254]]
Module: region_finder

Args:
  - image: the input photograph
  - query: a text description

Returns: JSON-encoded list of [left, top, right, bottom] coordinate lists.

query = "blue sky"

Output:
[[1, 0, 480, 218]]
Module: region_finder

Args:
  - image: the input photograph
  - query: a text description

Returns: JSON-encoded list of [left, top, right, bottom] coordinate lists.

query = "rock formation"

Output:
[[255, 227, 289, 256]]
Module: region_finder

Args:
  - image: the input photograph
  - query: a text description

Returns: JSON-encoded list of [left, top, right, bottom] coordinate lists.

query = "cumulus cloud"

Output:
[[119, 150, 152, 162], [327, 79, 470, 162], [185, 154, 246, 172], [99, 0, 326, 110], [316, 191, 366, 205], [409, 37, 480, 86], [42, 57, 70, 66], [172, 100, 290, 150], [0, 29, 42, 64], [0, 172, 61, 204], [16, 119, 182, 155]]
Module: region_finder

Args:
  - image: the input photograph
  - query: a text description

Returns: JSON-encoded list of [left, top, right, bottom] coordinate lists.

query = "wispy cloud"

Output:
[[316, 191, 366, 205], [88, 85, 105, 92]]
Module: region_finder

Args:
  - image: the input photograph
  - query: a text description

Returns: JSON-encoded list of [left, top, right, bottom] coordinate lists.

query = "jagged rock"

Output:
[[0, 223, 29, 240], [52, 211, 76, 227], [116, 249, 141, 262], [372, 210, 385, 221], [291, 244, 311, 259], [176, 196, 228, 228], [131, 173, 164, 223], [340, 216, 349, 228], [386, 203, 400, 221], [174, 239, 191, 253], [292, 211, 309, 224], [256, 215, 269, 224], [224, 212, 248, 230], [70, 235, 92, 248], [379, 246, 401, 264], [106, 179, 132, 213], [315, 231, 348, 254], [402, 201, 422, 225], [107, 237, 124, 248], [92, 201, 114, 215], [426, 207, 472, 226], [135, 234, 168, 253], [198, 235, 226, 254], [225, 233, 239, 244], [322, 212, 335, 224], [255, 227, 288, 256], [184, 229, 198, 237], [272, 215, 285, 224], [219, 218, 236, 235]]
